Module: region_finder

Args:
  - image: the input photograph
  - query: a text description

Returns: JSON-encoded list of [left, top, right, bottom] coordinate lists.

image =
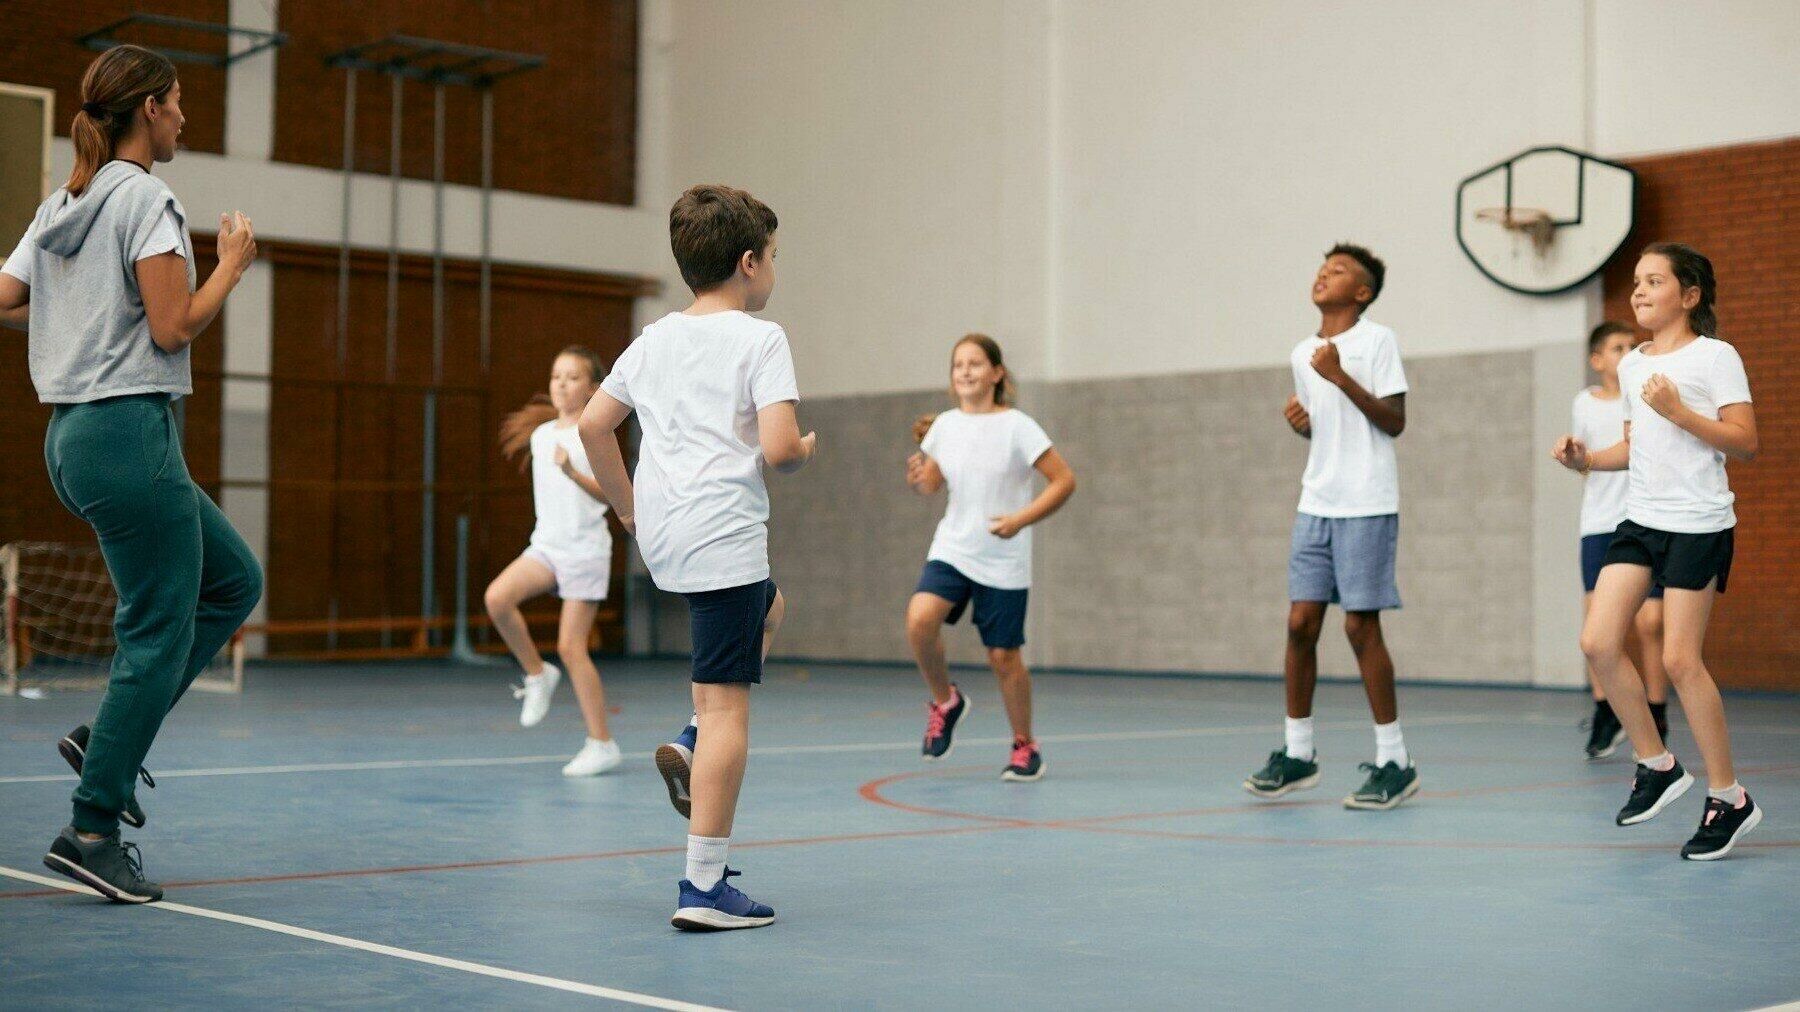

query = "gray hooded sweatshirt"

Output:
[[22, 160, 195, 403]]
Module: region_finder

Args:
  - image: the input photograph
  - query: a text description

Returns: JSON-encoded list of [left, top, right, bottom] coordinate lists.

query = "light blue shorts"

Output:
[[1288, 512, 1401, 612]]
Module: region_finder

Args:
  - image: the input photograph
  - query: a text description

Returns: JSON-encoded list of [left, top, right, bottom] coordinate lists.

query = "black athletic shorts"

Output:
[[1601, 519, 1734, 593]]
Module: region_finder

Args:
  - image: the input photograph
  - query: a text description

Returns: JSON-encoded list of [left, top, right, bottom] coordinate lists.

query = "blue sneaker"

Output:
[[655, 721, 697, 819], [672, 868, 776, 931]]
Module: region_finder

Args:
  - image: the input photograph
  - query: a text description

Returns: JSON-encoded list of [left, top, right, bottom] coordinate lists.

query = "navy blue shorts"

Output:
[[915, 560, 1027, 650], [684, 579, 779, 684], [1581, 531, 1663, 597]]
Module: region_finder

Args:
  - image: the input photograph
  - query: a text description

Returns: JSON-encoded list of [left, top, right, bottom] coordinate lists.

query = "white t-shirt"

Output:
[[2, 206, 183, 285], [528, 419, 612, 559], [600, 310, 799, 593], [1572, 388, 1630, 537], [920, 408, 1054, 590], [1291, 318, 1409, 518], [1619, 336, 1752, 534]]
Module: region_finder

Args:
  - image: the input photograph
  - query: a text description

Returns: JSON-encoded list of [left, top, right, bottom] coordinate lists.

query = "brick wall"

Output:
[[272, 1, 638, 205], [0, 2, 228, 155], [1601, 135, 1800, 691]]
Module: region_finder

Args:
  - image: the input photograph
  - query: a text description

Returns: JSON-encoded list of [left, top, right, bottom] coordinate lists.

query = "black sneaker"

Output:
[[58, 725, 152, 829], [43, 827, 163, 903], [1001, 739, 1044, 782], [1344, 761, 1421, 810], [1681, 794, 1763, 861], [1583, 700, 1626, 761], [1243, 748, 1321, 799], [1650, 701, 1670, 743], [922, 685, 968, 760], [1616, 759, 1694, 825]]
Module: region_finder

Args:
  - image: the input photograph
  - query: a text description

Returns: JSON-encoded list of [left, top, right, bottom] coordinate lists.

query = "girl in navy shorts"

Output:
[[903, 335, 1075, 781]]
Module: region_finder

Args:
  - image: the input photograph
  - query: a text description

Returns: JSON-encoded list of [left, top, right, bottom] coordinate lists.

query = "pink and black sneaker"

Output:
[[1002, 738, 1044, 782], [922, 684, 968, 760]]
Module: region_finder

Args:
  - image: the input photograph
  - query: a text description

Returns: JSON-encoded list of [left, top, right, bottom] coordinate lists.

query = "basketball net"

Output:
[[1474, 206, 1556, 256]]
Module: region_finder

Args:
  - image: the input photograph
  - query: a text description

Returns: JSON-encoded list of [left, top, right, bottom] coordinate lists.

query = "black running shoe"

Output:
[[58, 725, 151, 829], [1681, 794, 1763, 861], [1616, 759, 1694, 826], [1243, 748, 1321, 798], [1650, 701, 1670, 743], [1583, 701, 1626, 761], [1001, 739, 1044, 782], [922, 685, 968, 760], [43, 827, 162, 903]]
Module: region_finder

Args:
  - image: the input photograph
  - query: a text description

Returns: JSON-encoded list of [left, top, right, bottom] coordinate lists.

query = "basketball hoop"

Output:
[[1475, 206, 1556, 255]]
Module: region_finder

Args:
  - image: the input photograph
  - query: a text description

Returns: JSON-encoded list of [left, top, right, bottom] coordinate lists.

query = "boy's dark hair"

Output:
[[1586, 321, 1634, 354], [1641, 241, 1719, 337], [670, 184, 778, 293], [1325, 242, 1385, 308]]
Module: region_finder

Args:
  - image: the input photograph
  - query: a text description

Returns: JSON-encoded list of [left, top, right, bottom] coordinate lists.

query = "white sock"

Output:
[[1374, 721, 1408, 768], [689, 712, 699, 728], [1284, 717, 1315, 761], [526, 662, 558, 681], [685, 834, 728, 891], [587, 737, 615, 749], [1638, 751, 1675, 772], [938, 686, 960, 710], [1708, 782, 1746, 807]]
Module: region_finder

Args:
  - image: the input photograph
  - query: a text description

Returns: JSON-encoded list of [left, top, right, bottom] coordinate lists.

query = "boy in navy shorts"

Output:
[[1244, 244, 1420, 810], [580, 184, 815, 930]]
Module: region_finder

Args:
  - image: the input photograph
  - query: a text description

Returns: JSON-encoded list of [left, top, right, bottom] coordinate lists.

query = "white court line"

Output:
[[1746, 1003, 1800, 1012], [0, 714, 1495, 784], [0, 864, 726, 1010]]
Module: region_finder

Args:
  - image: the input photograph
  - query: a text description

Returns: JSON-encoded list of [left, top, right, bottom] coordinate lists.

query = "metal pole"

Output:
[[337, 68, 356, 370], [479, 86, 493, 375], [448, 515, 496, 665], [385, 74, 402, 383], [420, 81, 446, 643]]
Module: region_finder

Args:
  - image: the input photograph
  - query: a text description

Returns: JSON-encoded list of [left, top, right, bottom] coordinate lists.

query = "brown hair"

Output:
[[67, 45, 177, 196], [1586, 321, 1635, 354], [669, 184, 778, 293], [951, 333, 1016, 407], [498, 346, 606, 471], [1640, 242, 1719, 337]]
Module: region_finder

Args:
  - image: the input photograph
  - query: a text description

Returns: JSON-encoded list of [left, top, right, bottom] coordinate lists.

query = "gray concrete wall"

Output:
[[651, 350, 1550, 686]]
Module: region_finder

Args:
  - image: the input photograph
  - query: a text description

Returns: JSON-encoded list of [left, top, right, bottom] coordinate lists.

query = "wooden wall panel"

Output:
[[272, 1, 637, 205], [265, 239, 647, 651], [1601, 136, 1800, 691]]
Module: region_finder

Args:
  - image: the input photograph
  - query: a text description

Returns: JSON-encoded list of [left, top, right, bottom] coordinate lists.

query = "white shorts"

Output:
[[523, 547, 612, 602]]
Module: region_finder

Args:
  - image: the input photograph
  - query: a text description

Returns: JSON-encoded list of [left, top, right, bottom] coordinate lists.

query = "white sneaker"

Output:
[[513, 664, 561, 727], [562, 738, 623, 777]]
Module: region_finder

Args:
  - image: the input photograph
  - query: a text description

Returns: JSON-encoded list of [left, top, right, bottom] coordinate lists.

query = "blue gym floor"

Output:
[[2, 660, 1796, 1009]]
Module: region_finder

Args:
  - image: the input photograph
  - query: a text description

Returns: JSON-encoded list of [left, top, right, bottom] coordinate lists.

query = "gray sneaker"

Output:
[[44, 827, 163, 903]]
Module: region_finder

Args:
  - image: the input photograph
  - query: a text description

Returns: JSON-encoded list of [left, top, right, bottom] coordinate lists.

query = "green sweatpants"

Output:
[[45, 394, 262, 835]]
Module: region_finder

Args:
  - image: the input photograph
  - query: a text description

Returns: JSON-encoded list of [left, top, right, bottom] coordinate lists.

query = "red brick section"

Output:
[[1601, 135, 1800, 691], [0, 1, 228, 155]]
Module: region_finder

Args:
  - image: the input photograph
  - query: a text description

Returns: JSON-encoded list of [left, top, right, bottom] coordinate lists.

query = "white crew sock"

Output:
[[689, 712, 699, 728], [1284, 717, 1315, 761], [685, 835, 728, 891], [1374, 721, 1408, 768], [1708, 781, 1746, 808], [1637, 751, 1675, 772]]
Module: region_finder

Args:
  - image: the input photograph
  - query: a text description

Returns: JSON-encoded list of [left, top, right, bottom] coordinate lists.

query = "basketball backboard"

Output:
[[1456, 146, 1636, 296]]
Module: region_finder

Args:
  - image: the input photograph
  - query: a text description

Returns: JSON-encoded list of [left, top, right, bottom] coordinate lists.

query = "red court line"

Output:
[[859, 761, 1800, 852], [0, 822, 1022, 901]]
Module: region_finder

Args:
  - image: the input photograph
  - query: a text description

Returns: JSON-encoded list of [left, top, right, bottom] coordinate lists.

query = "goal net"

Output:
[[2, 542, 242, 695]]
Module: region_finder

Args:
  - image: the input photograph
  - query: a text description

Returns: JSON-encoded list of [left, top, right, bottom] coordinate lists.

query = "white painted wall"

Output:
[[1592, 0, 1800, 156]]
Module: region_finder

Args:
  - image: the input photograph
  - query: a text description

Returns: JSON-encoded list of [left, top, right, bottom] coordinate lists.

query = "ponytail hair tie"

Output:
[[81, 101, 107, 118]]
